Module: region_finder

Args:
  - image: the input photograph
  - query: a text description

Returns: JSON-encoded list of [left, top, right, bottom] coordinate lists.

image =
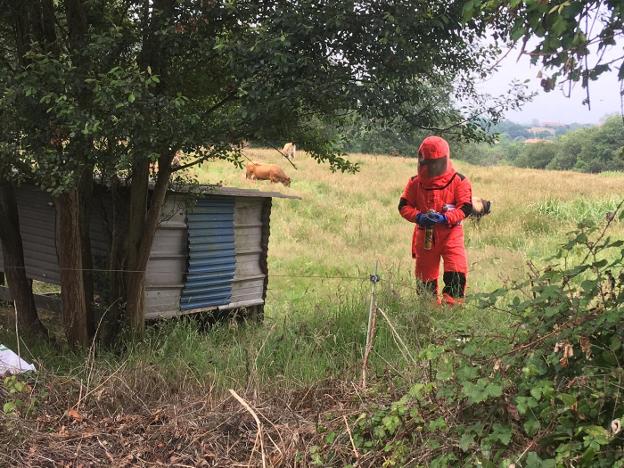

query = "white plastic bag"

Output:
[[0, 344, 36, 375]]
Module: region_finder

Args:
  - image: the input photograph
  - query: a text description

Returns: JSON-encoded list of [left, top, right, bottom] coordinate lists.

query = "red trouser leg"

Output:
[[440, 227, 468, 305], [413, 229, 442, 303]]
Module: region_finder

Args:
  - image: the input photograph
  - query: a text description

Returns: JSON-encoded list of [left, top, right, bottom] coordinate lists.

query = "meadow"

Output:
[[2, 149, 623, 465], [3, 149, 624, 389], [196, 148, 624, 310]]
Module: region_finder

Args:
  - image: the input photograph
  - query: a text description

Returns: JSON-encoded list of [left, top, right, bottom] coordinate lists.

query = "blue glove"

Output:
[[426, 212, 447, 224], [415, 213, 436, 227]]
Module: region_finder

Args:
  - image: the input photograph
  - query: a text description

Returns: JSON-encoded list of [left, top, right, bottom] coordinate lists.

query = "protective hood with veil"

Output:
[[417, 136, 457, 189]]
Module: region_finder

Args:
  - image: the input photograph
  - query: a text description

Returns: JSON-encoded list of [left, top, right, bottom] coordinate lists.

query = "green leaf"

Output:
[[3, 401, 16, 413], [525, 451, 556, 467], [511, 23, 526, 41], [459, 433, 475, 451], [457, 365, 479, 380], [462, 378, 503, 404], [524, 418, 541, 436], [128, 93, 136, 103], [557, 393, 577, 409], [428, 417, 447, 432], [581, 425, 610, 445], [609, 336, 621, 352], [490, 423, 512, 445]]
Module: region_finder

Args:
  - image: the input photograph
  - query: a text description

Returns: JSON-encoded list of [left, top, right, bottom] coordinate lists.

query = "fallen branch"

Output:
[[229, 389, 267, 468], [343, 415, 360, 460], [377, 307, 417, 364]]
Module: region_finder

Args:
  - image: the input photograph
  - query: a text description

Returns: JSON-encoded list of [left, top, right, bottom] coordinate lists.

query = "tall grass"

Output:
[[195, 150, 624, 309], [1, 150, 623, 397], [533, 197, 621, 222], [1, 282, 442, 401]]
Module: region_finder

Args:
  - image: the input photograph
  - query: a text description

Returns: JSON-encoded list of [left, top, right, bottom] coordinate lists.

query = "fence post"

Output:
[[362, 261, 380, 388]]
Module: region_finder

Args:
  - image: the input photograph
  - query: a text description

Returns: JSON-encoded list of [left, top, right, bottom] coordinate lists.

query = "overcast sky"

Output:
[[480, 42, 622, 125]]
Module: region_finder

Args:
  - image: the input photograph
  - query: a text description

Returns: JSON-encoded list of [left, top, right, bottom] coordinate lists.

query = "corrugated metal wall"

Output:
[[231, 197, 268, 305], [10, 186, 59, 283], [180, 197, 237, 310], [0, 185, 110, 284], [144, 195, 188, 318], [145, 195, 269, 319]]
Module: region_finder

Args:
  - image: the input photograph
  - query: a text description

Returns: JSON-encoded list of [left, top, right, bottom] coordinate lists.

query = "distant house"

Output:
[[542, 121, 563, 128], [0, 184, 299, 320], [524, 138, 552, 144], [528, 127, 556, 137]]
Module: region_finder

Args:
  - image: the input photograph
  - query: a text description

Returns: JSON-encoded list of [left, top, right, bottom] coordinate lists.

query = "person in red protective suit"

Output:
[[398, 136, 473, 305]]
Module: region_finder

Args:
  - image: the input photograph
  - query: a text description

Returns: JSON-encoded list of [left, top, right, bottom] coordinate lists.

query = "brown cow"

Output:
[[245, 162, 291, 187], [150, 151, 182, 174]]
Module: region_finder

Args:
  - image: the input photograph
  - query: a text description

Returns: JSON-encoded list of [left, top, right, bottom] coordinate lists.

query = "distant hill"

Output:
[[457, 115, 624, 173], [493, 120, 592, 141]]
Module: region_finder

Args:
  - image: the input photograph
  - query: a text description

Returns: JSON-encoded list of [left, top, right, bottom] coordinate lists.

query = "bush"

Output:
[[339, 204, 624, 466]]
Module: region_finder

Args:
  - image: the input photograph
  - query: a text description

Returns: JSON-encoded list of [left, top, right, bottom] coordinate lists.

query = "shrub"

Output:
[[343, 204, 624, 466]]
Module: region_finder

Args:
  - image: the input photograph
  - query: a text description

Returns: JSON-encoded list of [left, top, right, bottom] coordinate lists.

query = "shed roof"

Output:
[[167, 183, 301, 200]]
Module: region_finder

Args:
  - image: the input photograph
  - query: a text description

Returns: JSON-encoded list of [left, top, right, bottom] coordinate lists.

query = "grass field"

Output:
[[1, 150, 623, 464], [195, 148, 624, 310]]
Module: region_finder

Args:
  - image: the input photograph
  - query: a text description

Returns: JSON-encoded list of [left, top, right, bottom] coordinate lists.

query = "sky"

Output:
[[480, 42, 622, 125]]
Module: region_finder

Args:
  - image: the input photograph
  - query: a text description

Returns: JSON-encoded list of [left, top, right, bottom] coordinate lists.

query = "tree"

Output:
[[464, 0, 624, 107], [0, 0, 527, 343], [514, 142, 557, 169], [547, 128, 590, 170]]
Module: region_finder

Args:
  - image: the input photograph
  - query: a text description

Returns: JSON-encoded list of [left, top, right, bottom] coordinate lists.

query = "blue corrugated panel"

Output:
[[180, 197, 236, 310]]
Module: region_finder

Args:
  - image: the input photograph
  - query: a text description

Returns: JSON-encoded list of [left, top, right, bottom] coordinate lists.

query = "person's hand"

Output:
[[426, 212, 447, 224], [415, 213, 436, 227]]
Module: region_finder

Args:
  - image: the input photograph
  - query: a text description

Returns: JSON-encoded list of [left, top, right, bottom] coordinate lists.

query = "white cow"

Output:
[[282, 142, 296, 160]]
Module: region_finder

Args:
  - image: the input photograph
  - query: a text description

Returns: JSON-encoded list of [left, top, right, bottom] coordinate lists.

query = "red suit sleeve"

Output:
[[445, 177, 473, 225], [398, 178, 420, 222]]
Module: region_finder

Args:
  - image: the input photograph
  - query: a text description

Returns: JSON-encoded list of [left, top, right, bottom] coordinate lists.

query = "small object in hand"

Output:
[[416, 213, 435, 227], [426, 212, 447, 224], [424, 209, 435, 250]]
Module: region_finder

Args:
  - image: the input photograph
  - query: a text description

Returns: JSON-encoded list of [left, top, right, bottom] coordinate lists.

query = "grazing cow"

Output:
[[245, 162, 291, 187], [282, 142, 296, 160], [150, 151, 182, 174], [470, 197, 492, 220]]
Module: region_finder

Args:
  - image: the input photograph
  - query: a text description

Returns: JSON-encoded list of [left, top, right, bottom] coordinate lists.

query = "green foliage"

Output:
[[0, 0, 532, 186], [464, 0, 624, 103], [514, 141, 558, 169], [1, 375, 39, 416], [343, 204, 624, 465], [457, 115, 624, 172]]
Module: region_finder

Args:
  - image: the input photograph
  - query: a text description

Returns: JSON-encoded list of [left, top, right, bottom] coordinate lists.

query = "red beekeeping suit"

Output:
[[398, 136, 473, 305]]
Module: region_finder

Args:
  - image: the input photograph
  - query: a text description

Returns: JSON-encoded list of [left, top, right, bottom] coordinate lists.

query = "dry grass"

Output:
[[1, 370, 364, 466]]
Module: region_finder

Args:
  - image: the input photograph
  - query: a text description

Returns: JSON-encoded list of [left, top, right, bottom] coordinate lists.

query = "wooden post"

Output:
[[362, 261, 380, 388]]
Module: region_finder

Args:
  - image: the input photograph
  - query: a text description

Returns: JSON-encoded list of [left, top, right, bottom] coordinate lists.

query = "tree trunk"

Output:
[[78, 168, 95, 336], [0, 183, 47, 337], [123, 0, 176, 336], [101, 176, 129, 343], [55, 190, 91, 347], [125, 153, 175, 335], [125, 159, 149, 335]]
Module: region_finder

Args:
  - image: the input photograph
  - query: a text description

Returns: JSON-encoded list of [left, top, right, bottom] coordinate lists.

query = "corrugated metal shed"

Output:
[[0, 184, 298, 321]]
